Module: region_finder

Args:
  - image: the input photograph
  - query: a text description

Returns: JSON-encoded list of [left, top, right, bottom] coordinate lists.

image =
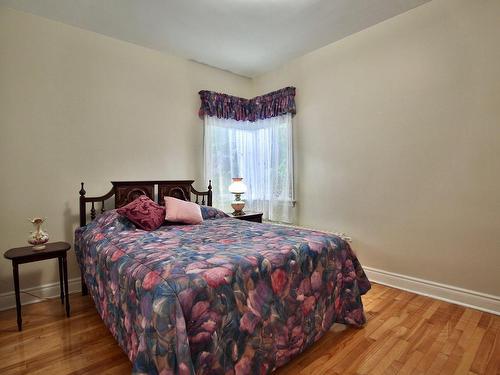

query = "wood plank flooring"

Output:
[[0, 283, 498, 374]]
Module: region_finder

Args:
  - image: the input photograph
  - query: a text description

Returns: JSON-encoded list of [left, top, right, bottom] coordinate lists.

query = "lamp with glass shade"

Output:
[[228, 177, 247, 215]]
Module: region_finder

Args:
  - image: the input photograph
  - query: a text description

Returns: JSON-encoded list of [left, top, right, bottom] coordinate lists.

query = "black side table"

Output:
[[4, 241, 71, 331], [227, 211, 263, 223]]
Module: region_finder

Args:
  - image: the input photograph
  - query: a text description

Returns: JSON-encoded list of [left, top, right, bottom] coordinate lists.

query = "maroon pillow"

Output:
[[116, 195, 165, 231]]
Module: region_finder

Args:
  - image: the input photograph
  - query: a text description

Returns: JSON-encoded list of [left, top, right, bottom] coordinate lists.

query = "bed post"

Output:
[[79, 182, 86, 227], [79, 182, 89, 296], [207, 180, 212, 207]]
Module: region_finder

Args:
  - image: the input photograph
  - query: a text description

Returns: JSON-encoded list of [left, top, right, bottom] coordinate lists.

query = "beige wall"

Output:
[[0, 7, 251, 294], [2, 0, 499, 300], [253, 0, 500, 296]]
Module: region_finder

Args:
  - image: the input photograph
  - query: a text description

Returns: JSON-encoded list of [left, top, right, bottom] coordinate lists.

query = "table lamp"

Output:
[[228, 177, 247, 215]]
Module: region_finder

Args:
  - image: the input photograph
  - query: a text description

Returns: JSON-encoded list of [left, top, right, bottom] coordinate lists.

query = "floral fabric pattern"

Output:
[[75, 210, 370, 375], [199, 87, 296, 122], [200, 205, 229, 220]]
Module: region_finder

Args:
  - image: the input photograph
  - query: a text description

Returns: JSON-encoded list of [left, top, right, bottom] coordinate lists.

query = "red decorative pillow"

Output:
[[116, 195, 165, 231]]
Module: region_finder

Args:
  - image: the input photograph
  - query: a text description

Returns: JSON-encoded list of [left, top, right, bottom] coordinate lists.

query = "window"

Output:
[[204, 113, 294, 222]]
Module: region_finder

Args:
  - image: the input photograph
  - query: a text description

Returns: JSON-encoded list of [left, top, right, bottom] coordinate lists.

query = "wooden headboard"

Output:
[[78, 180, 212, 227]]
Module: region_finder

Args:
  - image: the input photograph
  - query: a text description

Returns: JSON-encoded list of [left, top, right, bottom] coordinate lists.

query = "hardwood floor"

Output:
[[0, 283, 498, 374]]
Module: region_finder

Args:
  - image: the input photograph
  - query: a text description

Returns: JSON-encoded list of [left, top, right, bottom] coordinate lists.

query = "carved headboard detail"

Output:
[[79, 180, 212, 227], [157, 181, 192, 206], [114, 182, 155, 208]]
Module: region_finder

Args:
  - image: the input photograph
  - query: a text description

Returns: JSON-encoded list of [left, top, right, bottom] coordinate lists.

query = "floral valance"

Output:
[[199, 87, 296, 122]]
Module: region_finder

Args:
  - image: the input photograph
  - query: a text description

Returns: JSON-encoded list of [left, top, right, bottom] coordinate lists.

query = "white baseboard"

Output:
[[0, 277, 81, 311], [2, 268, 499, 316], [364, 266, 500, 316]]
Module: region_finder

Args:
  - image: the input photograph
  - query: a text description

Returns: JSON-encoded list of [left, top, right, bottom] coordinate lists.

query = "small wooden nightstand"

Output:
[[227, 211, 263, 223], [3, 242, 71, 331]]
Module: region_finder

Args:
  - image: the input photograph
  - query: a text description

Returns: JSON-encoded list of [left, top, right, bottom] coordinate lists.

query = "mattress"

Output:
[[75, 210, 370, 374]]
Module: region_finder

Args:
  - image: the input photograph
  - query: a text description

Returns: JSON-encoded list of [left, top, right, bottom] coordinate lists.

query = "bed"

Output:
[[75, 180, 371, 374]]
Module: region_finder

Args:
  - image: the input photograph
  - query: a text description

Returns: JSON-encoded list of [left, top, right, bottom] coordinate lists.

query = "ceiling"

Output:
[[1, 0, 431, 77]]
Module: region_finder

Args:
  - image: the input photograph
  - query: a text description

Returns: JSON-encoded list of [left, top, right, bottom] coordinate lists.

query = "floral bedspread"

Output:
[[75, 210, 370, 375]]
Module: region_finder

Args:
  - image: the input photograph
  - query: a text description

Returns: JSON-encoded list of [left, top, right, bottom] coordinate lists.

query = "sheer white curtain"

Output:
[[204, 114, 294, 223]]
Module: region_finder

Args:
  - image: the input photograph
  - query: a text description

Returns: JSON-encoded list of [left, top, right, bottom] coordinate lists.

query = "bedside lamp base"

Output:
[[231, 200, 245, 216]]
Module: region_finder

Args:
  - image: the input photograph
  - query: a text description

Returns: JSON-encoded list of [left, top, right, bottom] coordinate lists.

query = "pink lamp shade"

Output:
[[228, 177, 247, 194]]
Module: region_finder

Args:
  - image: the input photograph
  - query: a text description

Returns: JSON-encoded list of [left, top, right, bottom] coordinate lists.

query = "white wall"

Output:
[[253, 0, 500, 296], [0, 7, 251, 294]]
